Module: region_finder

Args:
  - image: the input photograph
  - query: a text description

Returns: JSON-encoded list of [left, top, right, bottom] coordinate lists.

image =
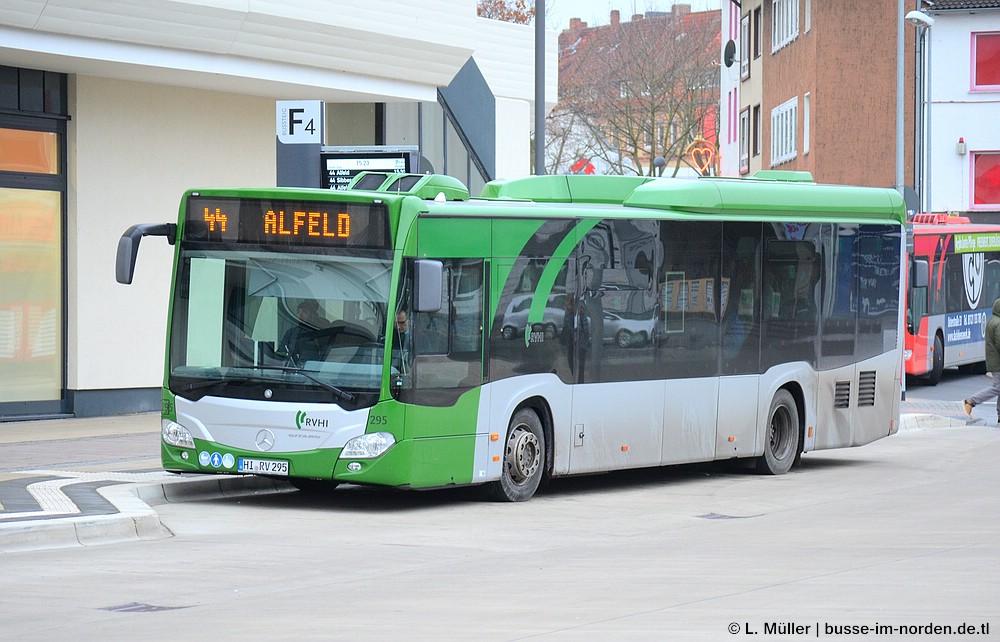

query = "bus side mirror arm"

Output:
[[116, 223, 177, 285], [912, 259, 929, 290], [413, 259, 443, 313]]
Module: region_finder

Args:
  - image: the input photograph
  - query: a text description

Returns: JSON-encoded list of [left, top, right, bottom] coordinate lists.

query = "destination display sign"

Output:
[[183, 196, 389, 249]]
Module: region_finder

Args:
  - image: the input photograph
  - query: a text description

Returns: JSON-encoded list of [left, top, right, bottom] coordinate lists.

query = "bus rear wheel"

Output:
[[485, 408, 546, 502], [755, 389, 800, 475]]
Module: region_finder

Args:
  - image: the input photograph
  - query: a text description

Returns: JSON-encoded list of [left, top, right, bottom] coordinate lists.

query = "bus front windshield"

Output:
[[168, 248, 394, 408]]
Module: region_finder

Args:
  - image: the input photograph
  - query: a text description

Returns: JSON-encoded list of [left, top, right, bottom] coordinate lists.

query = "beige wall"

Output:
[[327, 104, 378, 145], [495, 97, 530, 180], [68, 76, 275, 390]]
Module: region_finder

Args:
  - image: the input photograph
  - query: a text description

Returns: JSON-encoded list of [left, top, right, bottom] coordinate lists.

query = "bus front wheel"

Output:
[[927, 334, 944, 385], [755, 389, 800, 475], [485, 408, 546, 502]]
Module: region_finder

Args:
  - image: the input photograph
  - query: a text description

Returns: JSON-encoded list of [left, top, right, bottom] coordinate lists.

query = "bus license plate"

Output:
[[238, 457, 289, 475]]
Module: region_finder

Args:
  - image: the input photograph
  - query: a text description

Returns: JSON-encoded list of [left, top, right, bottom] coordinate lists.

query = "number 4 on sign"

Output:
[[288, 108, 315, 136]]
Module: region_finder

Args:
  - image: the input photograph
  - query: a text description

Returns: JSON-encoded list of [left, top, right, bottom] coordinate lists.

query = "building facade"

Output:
[[720, 1, 918, 193], [920, 0, 1000, 219], [0, 1, 556, 420]]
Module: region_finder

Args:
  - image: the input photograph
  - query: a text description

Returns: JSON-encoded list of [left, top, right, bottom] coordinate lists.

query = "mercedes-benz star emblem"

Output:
[[255, 429, 275, 452]]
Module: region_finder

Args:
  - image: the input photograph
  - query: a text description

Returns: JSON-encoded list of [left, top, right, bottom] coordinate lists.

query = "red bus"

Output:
[[906, 213, 1000, 384]]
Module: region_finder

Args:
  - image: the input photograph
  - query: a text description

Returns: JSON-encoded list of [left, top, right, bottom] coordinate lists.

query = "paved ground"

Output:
[[0, 398, 987, 553], [0, 414, 288, 552]]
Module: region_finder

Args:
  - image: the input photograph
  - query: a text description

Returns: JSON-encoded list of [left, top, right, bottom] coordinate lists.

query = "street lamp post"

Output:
[[907, 10, 934, 213], [896, 0, 904, 197]]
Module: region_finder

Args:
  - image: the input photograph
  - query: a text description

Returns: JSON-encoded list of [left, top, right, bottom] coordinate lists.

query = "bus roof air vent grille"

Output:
[[480, 175, 654, 203], [750, 170, 815, 183], [347, 172, 469, 201], [909, 212, 971, 225]]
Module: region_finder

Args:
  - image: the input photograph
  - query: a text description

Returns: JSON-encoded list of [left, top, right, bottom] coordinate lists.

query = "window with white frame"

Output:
[[805, 0, 811, 33], [973, 32, 1000, 90], [740, 14, 751, 79], [752, 104, 761, 157], [772, 0, 799, 52], [739, 107, 750, 174], [770, 97, 798, 166], [973, 152, 1000, 209], [803, 93, 810, 155]]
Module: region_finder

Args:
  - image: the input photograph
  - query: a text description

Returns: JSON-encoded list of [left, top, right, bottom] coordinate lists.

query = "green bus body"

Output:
[[123, 171, 905, 501]]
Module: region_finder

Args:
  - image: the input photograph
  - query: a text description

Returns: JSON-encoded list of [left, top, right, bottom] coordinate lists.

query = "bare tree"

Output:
[[477, 0, 534, 24], [556, 11, 720, 177]]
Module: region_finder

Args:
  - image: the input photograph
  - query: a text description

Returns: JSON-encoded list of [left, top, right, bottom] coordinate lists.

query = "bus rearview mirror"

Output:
[[414, 259, 443, 313], [912, 259, 929, 289]]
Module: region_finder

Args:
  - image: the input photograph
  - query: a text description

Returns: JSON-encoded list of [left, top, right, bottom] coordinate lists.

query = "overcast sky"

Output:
[[547, 0, 721, 32]]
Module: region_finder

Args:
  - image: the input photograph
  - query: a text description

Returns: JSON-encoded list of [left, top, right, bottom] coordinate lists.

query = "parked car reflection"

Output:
[[603, 309, 656, 347], [500, 293, 566, 340]]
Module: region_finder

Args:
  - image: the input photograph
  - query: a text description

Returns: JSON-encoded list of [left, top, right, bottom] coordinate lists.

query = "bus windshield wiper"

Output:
[[176, 369, 353, 403], [177, 373, 286, 392], [253, 366, 356, 403]]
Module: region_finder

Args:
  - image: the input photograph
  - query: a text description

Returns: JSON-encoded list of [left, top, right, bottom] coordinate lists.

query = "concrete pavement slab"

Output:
[[0, 400, 985, 553]]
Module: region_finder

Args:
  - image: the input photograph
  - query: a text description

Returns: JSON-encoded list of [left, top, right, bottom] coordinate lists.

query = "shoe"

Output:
[[964, 400, 974, 417]]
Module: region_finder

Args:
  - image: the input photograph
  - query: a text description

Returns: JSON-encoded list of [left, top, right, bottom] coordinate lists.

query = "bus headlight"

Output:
[[342, 432, 395, 458], [162, 419, 195, 449]]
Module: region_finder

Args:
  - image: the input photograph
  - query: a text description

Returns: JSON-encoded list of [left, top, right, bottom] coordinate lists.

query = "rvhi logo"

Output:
[[295, 411, 328, 430]]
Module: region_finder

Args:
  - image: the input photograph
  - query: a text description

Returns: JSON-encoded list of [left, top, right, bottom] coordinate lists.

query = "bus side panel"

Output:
[[568, 380, 664, 474], [714, 376, 757, 460], [852, 351, 902, 446], [398, 389, 482, 487], [944, 307, 990, 367], [813, 352, 898, 449], [815, 364, 857, 450], [661, 378, 720, 465]]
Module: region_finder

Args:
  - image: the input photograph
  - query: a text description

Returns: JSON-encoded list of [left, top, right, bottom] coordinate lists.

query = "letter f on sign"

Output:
[[289, 109, 305, 135]]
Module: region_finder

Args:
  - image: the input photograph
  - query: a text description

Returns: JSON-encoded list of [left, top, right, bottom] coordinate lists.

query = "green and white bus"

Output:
[[116, 171, 905, 501]]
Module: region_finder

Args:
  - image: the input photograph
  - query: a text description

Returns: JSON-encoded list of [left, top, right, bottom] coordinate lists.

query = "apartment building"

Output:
[[721, 1, 917, 194]]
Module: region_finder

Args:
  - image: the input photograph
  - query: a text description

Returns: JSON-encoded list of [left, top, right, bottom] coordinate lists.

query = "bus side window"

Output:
[[405, 259, 485, 401], [985, 259, 1000, 308]]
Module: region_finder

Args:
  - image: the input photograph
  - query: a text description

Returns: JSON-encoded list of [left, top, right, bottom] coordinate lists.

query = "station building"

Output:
[[0, 0, 556, 420]]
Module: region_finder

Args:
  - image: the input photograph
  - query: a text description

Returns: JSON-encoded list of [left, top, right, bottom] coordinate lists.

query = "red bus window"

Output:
[[974, 152, 1000, 207]]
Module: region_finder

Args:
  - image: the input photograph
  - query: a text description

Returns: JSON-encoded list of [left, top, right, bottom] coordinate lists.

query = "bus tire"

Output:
[[927, 334, 944, 385], [755, 389, 800, 475], [485, 408, 546, 502]]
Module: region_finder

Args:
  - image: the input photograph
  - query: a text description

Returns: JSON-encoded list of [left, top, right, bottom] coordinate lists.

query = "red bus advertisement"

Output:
[[906, 213, 1000, 384]]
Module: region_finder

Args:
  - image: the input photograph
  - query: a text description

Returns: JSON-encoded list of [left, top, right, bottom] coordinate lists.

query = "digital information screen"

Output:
[[321, 152, 411, 190], [184, 197, 389, 249]]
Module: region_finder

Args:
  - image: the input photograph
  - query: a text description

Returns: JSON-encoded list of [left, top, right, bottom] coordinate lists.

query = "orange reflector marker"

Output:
[[808, 426, 814, 438], [621, 445, 628, 452], [728, 436, 735, 442], [492, 455, 500, 462], [490, 433, 499, 442]]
